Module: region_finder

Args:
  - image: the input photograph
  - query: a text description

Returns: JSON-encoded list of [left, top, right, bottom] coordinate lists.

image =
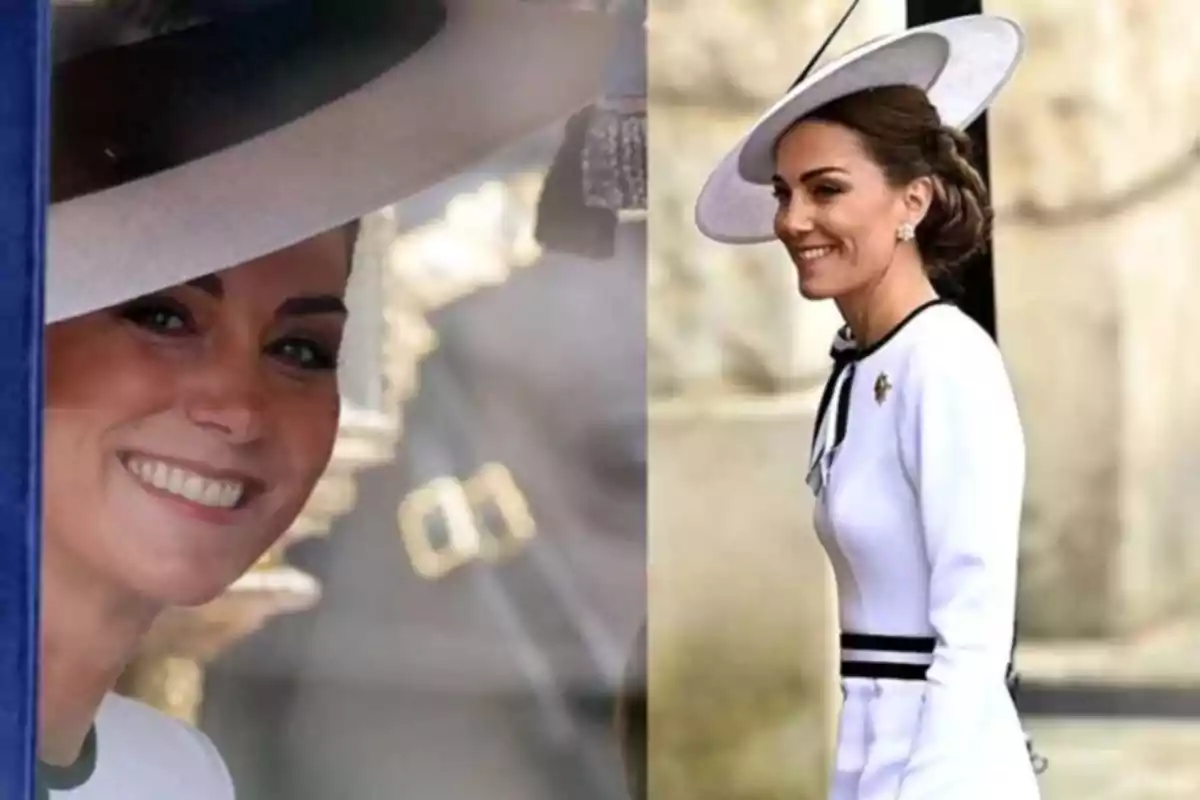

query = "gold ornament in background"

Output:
[[387, 172, 546, 583], [116, 657, 206, 725], [466, 462, 537, 561], [388, 174, 545, 312], [117, 564, 321, 724], [398, 462, 536, 580]]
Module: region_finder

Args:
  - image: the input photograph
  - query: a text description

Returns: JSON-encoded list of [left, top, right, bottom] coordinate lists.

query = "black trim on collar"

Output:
[[829, 297, 952, 363], [36, 724, 98, 794], [812, 297, 951, 462]]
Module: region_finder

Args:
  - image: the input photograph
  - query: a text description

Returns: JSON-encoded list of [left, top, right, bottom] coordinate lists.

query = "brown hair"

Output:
[[801, 84, 992, 273]]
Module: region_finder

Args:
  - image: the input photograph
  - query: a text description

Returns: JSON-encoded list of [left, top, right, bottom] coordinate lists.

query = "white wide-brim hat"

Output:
[[694, 14, 1024, 245], [47, 0, 618, 323]]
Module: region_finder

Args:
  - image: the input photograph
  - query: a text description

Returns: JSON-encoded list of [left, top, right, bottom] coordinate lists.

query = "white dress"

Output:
[[41, 692, 235, 799], [807, 300, 1040, 800]]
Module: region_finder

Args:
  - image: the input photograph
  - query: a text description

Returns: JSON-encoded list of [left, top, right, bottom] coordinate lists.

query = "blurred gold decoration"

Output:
[[398, 462, 537, 580], [116, 657, 206, 724], [466, 462, 537, 560], [386, 172, 549, 582], [399, 476, 483, 579], [389, 173, 546, 311], [117, 566, 320, 724]]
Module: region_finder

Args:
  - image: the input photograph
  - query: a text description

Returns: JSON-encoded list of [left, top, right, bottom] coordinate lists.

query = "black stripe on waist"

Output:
[[840, 660, 930, 681], [840, 632, 936, 654]]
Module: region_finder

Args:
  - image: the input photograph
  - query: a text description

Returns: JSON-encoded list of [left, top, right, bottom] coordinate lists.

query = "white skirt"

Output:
[[830, 677, 1040, 800]]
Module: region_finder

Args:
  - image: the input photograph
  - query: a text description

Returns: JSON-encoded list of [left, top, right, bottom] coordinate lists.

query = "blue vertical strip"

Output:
[[0, 0, 48, 797]]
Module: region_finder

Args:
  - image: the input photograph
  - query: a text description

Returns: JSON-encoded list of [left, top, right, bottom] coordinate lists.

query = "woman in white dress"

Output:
[[694, 8, 1040, 800], [37, 1, 617, 797]]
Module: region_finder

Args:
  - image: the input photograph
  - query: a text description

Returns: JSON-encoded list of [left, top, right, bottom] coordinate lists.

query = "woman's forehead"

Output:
[[774, 120, 870, 174]]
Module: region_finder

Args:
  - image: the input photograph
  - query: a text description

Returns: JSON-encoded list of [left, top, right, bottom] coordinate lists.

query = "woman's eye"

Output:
[[118, 301, 193, 335], [270, 338, 337, 372], [811, 183, 843, 198]]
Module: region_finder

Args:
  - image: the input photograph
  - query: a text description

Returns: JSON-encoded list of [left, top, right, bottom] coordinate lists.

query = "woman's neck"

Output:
[[38, 546, 159, 767], [836, 257, 939, 350]]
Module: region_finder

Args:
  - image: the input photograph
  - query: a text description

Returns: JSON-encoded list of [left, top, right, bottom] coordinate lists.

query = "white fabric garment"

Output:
[[46, 692, 235, 799], [808, 300, 1039, 800]]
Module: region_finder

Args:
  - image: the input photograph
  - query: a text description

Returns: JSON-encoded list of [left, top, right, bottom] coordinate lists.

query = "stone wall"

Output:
[[987, 0, 1200, 636], [649, 397, 836, 800]]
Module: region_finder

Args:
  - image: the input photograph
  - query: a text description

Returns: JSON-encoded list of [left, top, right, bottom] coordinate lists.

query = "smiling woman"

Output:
[[38, 228, 350, 791], [769, 84, 991, 311], [42, 230, 349, 615], [35, 0, 617, 797], [694, 6, 1039, 800]]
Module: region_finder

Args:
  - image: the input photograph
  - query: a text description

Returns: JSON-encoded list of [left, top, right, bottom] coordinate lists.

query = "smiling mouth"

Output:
[[120, 453, 260, 511], [795, 245, 837, 262]]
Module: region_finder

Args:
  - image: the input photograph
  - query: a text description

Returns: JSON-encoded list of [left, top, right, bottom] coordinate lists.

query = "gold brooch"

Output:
[[874, 372, 892, 405]]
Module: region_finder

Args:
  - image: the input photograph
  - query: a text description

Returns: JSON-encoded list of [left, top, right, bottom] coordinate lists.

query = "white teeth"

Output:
[[181, 475, 205, 502], [798, 246, 835, 261], [200, 481, 224, 507], [125, 457, 245, 509]]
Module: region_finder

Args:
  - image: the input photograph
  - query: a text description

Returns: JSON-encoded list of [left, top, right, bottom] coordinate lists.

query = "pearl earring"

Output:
[[896, 222, 915, 242]]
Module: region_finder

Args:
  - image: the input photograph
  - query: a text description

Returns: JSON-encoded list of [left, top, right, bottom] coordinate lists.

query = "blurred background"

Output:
[[648, 0, 1200, 798], [110, 3, 649, 799]]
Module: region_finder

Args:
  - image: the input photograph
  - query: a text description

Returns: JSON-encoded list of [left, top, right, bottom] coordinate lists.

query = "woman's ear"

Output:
[[903, 175, 934, 226]]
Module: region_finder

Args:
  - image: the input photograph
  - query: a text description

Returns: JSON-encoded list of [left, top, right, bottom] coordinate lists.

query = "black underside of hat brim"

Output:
[[51, 0, 446, 204]]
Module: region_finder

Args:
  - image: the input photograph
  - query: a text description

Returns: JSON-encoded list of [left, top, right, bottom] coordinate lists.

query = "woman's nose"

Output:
[[777, 195, 815, 238], [183, 348, 267, 445]]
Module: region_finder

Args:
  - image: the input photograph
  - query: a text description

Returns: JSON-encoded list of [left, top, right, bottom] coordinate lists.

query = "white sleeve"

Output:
[[894, 339, 1025, 800], [191, 727, 237, 800]]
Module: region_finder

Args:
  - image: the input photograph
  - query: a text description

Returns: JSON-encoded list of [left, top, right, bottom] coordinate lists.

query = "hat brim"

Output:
[[694, 15, 1024, 245], [47, 0, 617, 323]]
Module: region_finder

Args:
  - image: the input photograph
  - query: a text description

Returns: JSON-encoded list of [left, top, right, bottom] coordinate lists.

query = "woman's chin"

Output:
[[140, 576, 230, 610], [796, 276, 837, 301], [124, 560, 245, 609]]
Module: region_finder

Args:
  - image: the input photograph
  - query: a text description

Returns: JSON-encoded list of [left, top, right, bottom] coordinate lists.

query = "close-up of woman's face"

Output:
[[42, 228, 351, 609], [771, 118, 919, 301]]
